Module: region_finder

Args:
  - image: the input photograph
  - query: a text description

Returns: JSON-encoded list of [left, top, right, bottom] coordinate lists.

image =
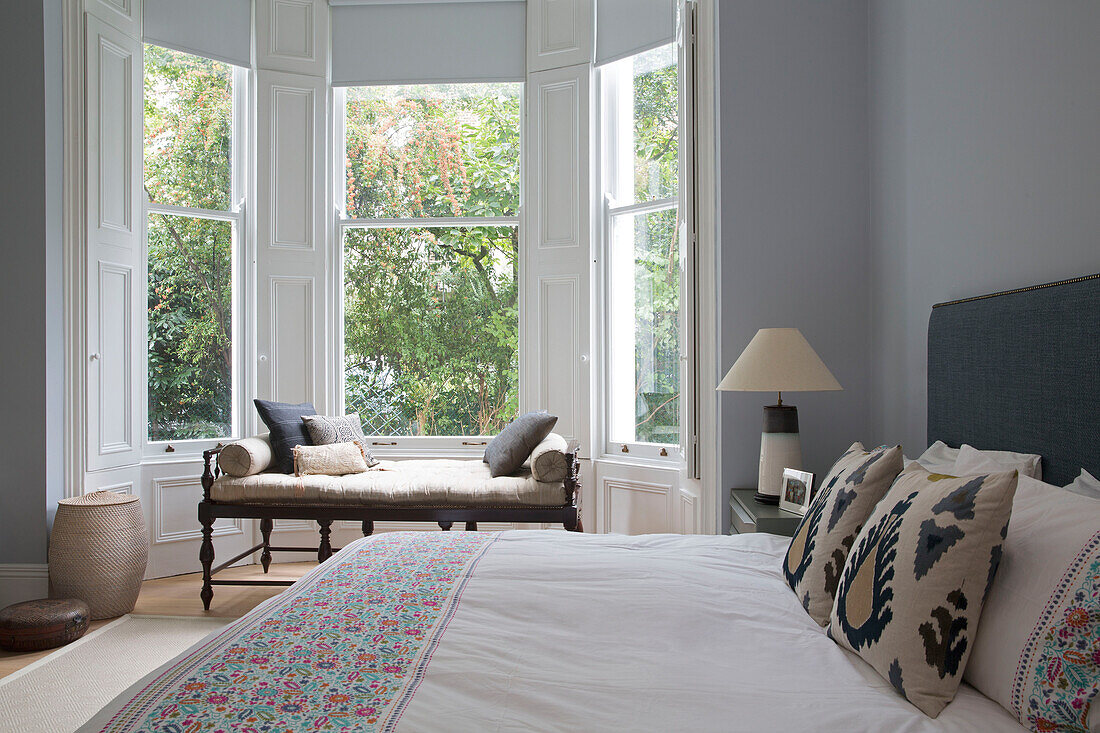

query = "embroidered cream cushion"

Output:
[[964, 474, 1099, 732], [293, 442, 369, 477], [218, 434, 273, 477], [784, 442, 904, 626], [828, 466, 1019, 718]]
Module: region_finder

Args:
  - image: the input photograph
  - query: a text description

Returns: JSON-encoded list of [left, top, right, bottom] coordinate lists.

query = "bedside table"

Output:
[[728, 489, 803, 537]]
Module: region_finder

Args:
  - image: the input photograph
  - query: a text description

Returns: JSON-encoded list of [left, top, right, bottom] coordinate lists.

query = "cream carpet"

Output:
[[0, 614, 230, 733]]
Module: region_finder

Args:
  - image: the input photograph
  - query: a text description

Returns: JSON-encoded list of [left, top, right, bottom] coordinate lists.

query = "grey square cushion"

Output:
[[484, 412, 558, 477]]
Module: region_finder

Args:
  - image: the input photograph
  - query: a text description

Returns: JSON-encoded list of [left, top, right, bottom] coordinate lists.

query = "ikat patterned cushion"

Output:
[[827, 466, 1019, 718], [784, 442, 904, 626], [302, 413, 378, 467], [963, 474, 1100, 733]]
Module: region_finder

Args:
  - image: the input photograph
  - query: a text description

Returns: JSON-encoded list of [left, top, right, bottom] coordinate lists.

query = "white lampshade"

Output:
[[717, 328, 842, 393]]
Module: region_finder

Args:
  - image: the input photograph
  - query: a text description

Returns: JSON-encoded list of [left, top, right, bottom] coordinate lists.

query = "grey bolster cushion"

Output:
[[529, 432, 570, 483], [218, 434, 274, 477]]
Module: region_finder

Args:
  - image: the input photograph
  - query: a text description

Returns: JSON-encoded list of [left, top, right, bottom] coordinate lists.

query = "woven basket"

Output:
[[48, 491, 149, 620]]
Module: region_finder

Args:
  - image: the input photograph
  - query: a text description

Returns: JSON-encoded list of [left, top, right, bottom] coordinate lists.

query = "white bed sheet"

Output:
[[396, 530, 1024, 732]]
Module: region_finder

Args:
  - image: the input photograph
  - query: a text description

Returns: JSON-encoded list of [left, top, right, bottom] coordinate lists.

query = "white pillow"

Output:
[[952, 443, 1043, 480], [1066, 468, 1100, 500], [964, 474, 1099, 731], [913, 440, 960, 473]]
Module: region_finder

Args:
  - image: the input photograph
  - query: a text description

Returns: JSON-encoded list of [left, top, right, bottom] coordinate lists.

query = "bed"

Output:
[[81, 531, 1024, 732], [80, 273, 1100, 732]]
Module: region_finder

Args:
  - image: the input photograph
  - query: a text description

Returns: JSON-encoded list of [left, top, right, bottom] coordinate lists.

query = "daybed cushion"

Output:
[[218, 434, 273, 477], [210, 459, 569, 508], [254, 399, 316, 473], [528, 432, 570, 483], [485, 411, 557, 477], [301, 413, 378, 467], [293, 442, 369, 477]]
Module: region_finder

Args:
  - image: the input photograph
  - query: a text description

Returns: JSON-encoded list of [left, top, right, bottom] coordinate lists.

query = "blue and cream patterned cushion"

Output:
[[828, 466, 1019, 718], [784, 442, 904, 626], [301, 413, 378, 467]]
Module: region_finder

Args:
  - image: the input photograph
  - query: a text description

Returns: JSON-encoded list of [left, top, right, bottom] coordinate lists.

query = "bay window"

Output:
[[338, 83, 522, 441], [143, 45, 245, 445]]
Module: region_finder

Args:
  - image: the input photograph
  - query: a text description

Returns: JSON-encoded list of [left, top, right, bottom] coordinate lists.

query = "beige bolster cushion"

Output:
[[529, 432, 570, 483], [218, 434, 273, 477], [293, 442, 369, 477]]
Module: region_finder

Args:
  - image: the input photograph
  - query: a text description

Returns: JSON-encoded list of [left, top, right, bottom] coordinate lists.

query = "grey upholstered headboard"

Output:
[[927, 273, 1100, 487]]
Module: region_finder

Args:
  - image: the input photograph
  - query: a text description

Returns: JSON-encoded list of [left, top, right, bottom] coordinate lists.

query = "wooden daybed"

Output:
[[197, 436, 581, 609]]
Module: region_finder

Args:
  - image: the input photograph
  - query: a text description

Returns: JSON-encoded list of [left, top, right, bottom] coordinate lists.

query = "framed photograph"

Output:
[[779, 468, 815, 515]]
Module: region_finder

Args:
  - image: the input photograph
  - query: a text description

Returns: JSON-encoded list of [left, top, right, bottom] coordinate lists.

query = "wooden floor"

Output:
[[0, 561, 315, 680]]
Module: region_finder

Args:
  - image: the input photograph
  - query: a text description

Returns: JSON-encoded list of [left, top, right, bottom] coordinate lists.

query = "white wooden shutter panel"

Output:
[[253, 1, 332, 425], [85, 14, 142, 471], [527, 0, 594, 73], [254, 70, 330, 418], [522, 63, 593, 455]]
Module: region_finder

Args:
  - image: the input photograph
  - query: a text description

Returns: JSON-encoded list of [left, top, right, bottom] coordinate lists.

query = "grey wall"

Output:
[[869, 0, 1100, 452], [717, 0, 871, 531], [0, 0, 62, 565]]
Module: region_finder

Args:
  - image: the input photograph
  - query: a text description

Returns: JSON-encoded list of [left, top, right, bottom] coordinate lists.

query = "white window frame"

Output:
[[597, 46, 685, 464], [332, 85, 524, 457], [141, 54, 251, 459]]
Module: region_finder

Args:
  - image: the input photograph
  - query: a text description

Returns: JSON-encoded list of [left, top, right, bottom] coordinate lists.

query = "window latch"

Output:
[[462, 441, 488, 446], [372, 441, 397, 446], [621, 444, 629, 453]]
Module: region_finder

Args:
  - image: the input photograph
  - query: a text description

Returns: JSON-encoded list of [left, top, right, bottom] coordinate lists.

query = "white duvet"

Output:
[[395, 530, 1024, 732]]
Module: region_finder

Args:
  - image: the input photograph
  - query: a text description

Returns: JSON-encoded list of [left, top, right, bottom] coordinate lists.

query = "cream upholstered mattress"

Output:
[[210, 459, 569, 507]]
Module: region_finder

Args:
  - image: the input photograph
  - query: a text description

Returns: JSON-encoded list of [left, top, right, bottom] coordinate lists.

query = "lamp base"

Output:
[[757, 404, 802, 503]]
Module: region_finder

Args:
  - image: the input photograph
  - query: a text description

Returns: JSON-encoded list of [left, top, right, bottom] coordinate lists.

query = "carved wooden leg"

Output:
[[438, 521, 453, 531], [260, 518, 274, 573], [361, 520, 374, 537], [465, 521, 477, 532], [199, 506, 215, 611], [564, 510, 581, 532], [318, 520, 333, 562], [575, 516, 584, 533]]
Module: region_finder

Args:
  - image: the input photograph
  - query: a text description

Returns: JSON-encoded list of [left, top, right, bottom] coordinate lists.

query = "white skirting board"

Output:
[[0, 564, 49, 608]]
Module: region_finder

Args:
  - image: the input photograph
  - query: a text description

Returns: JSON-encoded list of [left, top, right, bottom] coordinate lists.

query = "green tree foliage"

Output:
[[628, 50, 681, 444], [144, 45, 233, 441], [343, 86, 521, 436]]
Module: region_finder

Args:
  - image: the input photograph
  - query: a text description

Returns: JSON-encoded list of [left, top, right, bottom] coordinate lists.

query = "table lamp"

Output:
[[717, 328, 842, 504]]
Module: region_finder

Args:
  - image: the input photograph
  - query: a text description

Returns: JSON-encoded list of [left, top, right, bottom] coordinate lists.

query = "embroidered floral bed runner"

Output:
[[86, 532, 497, 733]]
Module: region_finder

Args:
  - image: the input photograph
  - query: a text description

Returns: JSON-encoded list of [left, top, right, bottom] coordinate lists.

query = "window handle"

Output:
[[372, 441, 397, 446], [462, 441, 488, 446], [621, 444, 629, 453]]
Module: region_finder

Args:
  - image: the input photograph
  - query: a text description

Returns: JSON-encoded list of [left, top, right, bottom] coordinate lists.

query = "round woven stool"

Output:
[[49, 491, 149, 619], [0, 598, 90, 652]]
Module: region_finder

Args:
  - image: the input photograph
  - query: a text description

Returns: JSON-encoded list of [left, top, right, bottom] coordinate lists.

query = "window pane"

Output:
[[344, 226, 519, 436], [608, 207, 680, 445], [147, 213, 233, 441], [604, 43, 678, 205], [143, 44, 233, 211], [344, 84, 521, 219]]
